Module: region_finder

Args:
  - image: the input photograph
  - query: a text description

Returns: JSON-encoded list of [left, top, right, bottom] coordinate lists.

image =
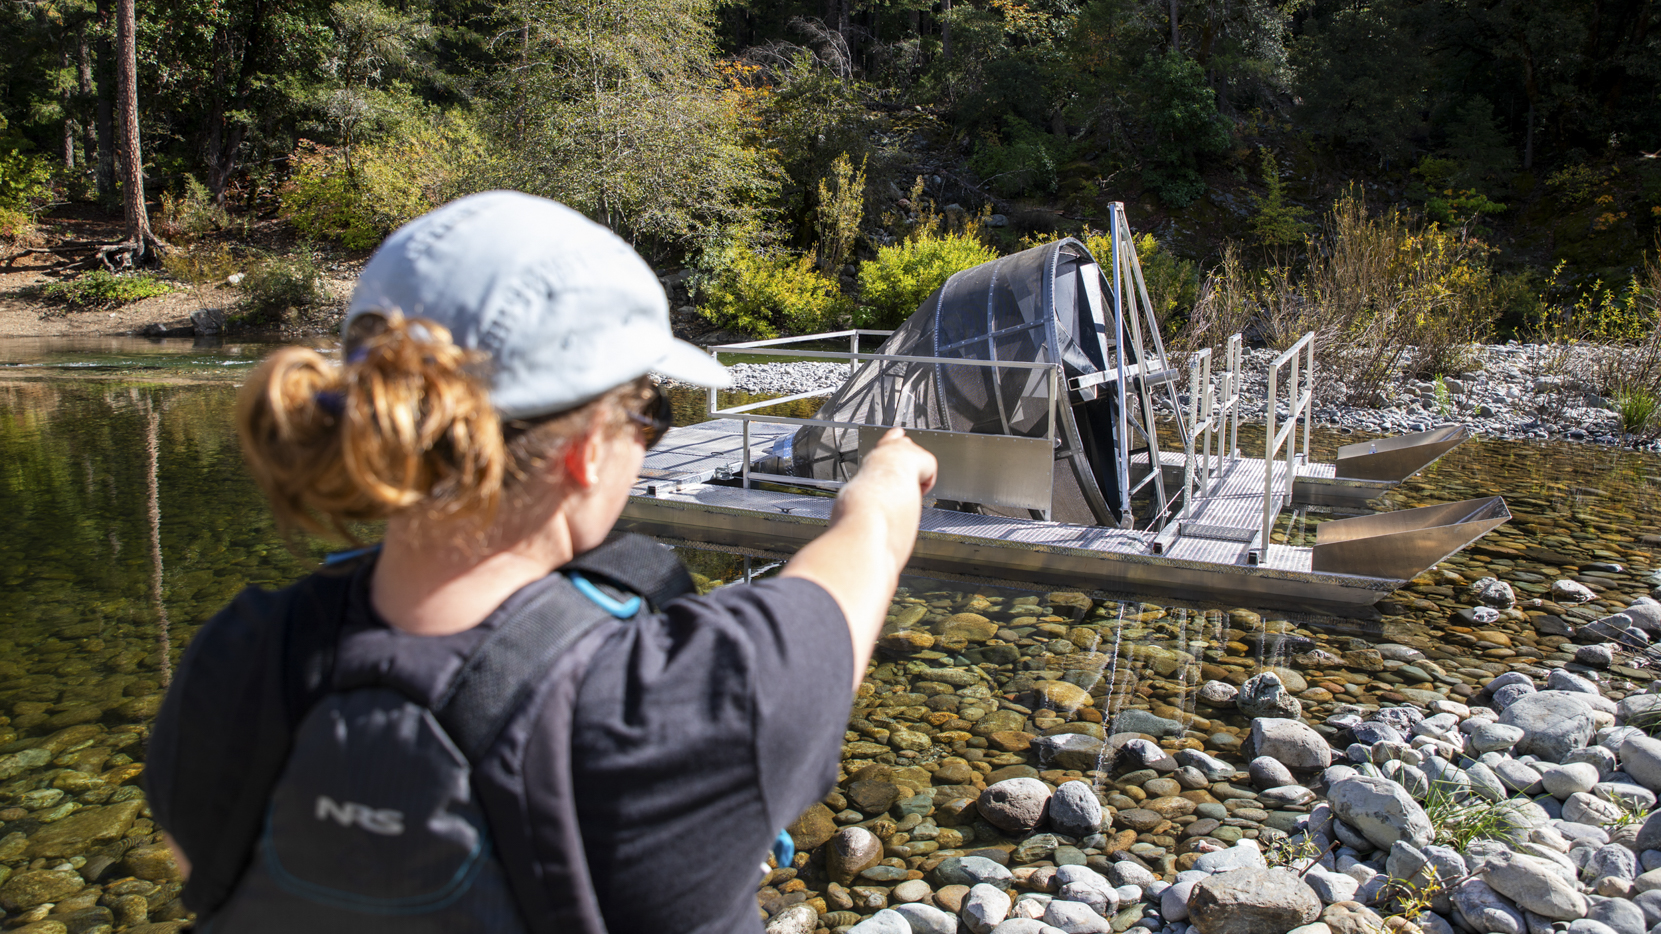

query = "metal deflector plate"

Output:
[[1335, 425, 1471, 482], [856, 427, 1055, 513], [1312, 495, 1511, 581]]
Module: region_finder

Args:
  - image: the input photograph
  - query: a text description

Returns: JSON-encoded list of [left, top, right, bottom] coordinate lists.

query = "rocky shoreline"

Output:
[[761, 576, 1661, 934], [692, 343, 1660, 453]]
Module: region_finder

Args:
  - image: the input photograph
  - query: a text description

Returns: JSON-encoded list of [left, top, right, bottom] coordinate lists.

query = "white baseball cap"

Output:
[[345, 190, 732, 419]]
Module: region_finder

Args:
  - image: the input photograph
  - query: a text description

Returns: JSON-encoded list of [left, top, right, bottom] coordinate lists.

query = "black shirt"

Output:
[[148, 564, 852, 934]]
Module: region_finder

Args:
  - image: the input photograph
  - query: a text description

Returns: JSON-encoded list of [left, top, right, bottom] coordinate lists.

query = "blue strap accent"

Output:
[[323, 544, 381, 566], [568, 573, 642, 619], [771, 829, 795, 868]]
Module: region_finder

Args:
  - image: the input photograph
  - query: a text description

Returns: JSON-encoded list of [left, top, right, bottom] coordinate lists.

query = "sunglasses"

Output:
[[626, 383, 674, 450]]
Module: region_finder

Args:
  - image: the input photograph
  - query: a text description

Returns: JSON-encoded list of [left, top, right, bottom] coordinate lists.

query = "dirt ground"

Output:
[[0, 204, 355, 339]]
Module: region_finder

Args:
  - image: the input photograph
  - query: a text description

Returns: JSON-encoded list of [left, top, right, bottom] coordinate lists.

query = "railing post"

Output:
[[1184, 353, 1200, 520], [1263, 364, 1278, 553], [1302, 334, 1314, 465], [1287, 341, 1299, 483], [741, 419, 751, 490]]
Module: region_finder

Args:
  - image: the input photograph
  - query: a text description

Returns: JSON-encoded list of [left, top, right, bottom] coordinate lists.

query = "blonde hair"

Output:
[[237, 311, 648, 540]]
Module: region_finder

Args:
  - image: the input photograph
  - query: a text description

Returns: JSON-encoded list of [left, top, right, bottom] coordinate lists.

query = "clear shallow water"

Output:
[[6, 338, 1661, 923]]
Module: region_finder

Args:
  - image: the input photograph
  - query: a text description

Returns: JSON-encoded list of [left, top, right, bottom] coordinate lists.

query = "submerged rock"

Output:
[[1238, 672, 1302, 720]]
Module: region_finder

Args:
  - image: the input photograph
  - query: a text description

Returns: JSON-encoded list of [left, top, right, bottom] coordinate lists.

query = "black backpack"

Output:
[[151, 533, 693, 934]]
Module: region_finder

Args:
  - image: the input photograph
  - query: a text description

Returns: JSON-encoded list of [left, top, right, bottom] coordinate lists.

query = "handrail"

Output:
[[1175, 334, 1242, 522], [703, 334, 1064, 518], [1259, 331, 1316, 556]]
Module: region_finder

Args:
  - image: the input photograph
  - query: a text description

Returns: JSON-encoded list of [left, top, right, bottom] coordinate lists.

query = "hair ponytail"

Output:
[[236, 313, 505, 539]]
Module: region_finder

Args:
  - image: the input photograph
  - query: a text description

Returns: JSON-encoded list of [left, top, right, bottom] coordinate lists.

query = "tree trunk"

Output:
[[61, 49, 76, 169], [203, 0, 269, 203], [1521, 46, 1538, 170], [115, 0, 157, 262], [1524, 100, 1534, 169], [941, 0, 951, 58], [95, 0, 115, 202], [1170, 0, 1180, 51], [78, 24, 98, 171]]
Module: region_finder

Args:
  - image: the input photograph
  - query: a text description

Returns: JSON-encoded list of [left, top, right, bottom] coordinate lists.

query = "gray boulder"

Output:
[[1620, 733, 1661, 793], [766, 905, 819, 934], [1251, 756, 1297, 790], [1576, 644, 1617, 668], [847, 909, 913, 934], [964, 883, 1013, 934], [1197, 681, 1238, 708], [1481, 849, 1588, 920], [1587, 899, 1646, 934], [1499, 692, 1598, 762], [988, 922, 1063, 934], [1041, 900, 1112, 934], [1113, 709, 1184, 738], [1327, 775, 1433, 849], [894, 904, 958, 934], [1193, 841, 1268, 875], [1054, 865, 1117, 917], [1472, 577, 1517, 608], [1491, 758, 1545, 795], [1453, 877, 1527, 934], [1587, 843, 1638, 881], [1549, 669, 1603, 695], [1175, 748, 1235, 782], [933, 856, 1013, 888], [1186, 867, 1321, 934], [1249, 718, 1333, 771], [1032, 733, 1106, 772], [1470, 722, 1527, 753]]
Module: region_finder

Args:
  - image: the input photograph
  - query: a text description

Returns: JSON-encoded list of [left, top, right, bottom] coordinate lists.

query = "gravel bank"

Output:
[[693, 343, 1661, 452]]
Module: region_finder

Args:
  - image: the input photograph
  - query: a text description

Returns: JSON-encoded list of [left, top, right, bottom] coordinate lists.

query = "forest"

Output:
[[1, 0, 1659, 386]]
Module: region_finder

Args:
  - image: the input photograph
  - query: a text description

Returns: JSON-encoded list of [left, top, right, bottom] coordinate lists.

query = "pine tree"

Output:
[[1249, 147, 1311, 249]]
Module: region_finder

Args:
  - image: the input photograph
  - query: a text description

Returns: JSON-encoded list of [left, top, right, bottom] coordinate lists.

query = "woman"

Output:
[[146, 191, 937, 933]]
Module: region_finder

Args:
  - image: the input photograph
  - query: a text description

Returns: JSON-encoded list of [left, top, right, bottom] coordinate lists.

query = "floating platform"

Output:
[[622, 419, 1511, 616]]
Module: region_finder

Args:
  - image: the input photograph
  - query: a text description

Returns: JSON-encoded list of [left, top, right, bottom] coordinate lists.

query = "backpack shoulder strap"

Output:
[[560, 531, 694, 610], [431, 573, 615, 762]]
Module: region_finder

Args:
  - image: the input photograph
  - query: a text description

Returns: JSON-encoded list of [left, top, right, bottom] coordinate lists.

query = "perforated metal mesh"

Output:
[[792, 238, 1131, 524]]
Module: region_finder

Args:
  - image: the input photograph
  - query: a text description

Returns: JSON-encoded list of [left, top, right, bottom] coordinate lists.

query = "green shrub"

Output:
[[815, 153, 866, 275], [857, 184, 997, 329], [161, 243, 239, 312], [969, 117, 1062, 198], [157, 176, 231, 241], [0, 140, 51, 246], [700, 234, 851, 338], [281, 113, 484, 250], [1082, 230, 1198, 336], [0, 142, 51, 211], [39, 270, 173, 311], [1615, 388, 1659, 437], [237, 253, 329, 325], [856, 230, 997, 329]]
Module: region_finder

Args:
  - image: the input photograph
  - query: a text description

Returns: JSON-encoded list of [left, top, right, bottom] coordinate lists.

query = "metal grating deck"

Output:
[[639, 419, 797, 487]]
